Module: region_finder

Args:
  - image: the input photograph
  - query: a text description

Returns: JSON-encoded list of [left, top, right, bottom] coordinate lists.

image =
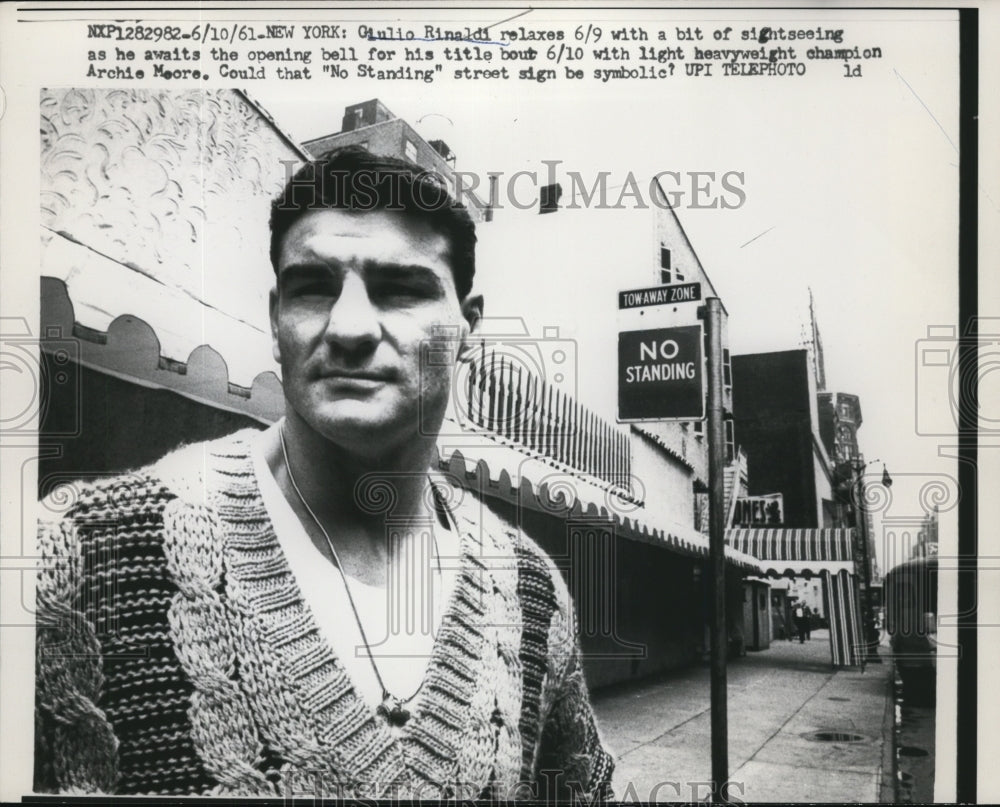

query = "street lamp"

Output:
[[846, 457, 892, 664]]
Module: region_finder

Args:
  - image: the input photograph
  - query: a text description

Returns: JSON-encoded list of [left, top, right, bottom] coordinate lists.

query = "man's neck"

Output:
[[262, 413, 440, 576]]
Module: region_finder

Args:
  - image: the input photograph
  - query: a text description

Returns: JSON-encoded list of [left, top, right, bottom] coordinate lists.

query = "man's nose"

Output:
[[323, 274, 380, 351]]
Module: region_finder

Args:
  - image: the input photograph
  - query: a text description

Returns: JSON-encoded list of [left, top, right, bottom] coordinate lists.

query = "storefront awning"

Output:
[[725, 527, 856, 578], [439, 424, 763, 573], [728, 528, 864, 666], [41, 275, 283, 423]]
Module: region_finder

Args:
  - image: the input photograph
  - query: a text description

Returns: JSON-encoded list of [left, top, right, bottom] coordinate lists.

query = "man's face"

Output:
[[270, 208, 473, 456]]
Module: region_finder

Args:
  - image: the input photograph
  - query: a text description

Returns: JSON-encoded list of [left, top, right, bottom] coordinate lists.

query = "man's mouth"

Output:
[[318, 369, 395, 384]]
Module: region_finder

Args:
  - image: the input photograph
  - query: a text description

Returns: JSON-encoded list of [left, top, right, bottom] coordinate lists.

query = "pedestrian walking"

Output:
[[794, 603, 807, 643], [803, 605, 813, 640]]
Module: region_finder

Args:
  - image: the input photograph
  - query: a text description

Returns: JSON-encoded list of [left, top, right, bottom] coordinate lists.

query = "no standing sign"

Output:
[[618, 324, 705, 421], [616, 281, 706, 422]]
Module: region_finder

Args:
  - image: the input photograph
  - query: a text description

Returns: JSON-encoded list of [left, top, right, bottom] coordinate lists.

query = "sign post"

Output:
[[616, 283, 727, 798], [700, 297, 729, 801]]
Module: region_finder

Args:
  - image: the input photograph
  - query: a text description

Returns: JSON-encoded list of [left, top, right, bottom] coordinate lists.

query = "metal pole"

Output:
[[702, 297, 728, 799]]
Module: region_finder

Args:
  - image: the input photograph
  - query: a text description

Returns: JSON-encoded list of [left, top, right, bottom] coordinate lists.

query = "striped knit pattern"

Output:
[[512, 543, 558, 782], [160, 499, 275, 795], [34, 430, 615, 799], [36, 475, 215, 795], [35, 517, 119, 793]]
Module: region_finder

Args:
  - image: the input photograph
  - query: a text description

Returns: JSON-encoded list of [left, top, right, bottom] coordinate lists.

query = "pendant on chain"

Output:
[[377, 693, 411, 726]]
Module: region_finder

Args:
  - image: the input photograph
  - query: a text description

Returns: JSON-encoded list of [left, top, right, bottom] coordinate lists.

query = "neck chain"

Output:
[[278, 423, 443, 727]]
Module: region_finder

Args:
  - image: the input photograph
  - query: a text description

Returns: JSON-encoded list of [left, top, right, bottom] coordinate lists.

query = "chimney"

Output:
[[428, 139, 456, 167], [341, 99, 393, 133], [539, 183, 562, 214]]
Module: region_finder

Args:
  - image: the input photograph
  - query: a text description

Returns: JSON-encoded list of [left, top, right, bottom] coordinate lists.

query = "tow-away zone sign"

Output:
[[618, 325, 705, 422]]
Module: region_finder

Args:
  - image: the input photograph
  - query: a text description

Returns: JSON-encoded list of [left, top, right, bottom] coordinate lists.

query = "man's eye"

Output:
[[373, 282, 425, 299], [289, 279, 338, 297], [299, 283, 336, 296]]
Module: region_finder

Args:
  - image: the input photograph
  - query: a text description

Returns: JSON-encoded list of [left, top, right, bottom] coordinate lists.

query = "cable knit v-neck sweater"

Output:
[[33, 430, 615, 800]]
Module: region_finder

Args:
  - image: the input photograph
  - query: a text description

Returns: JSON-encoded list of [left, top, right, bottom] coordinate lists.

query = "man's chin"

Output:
[[308, 406, 420, 453], [289, 392, 448, 458]]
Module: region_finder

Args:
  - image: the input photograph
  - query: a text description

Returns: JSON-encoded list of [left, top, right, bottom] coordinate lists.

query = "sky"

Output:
[[253, 7, 963, 574]]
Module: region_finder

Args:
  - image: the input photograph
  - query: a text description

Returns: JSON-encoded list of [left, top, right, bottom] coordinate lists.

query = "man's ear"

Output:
[[458, 294, 483, 361], [269, 286, 282, 364]]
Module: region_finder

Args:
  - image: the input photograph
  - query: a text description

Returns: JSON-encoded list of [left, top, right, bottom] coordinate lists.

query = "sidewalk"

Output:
[[591, 630, 895, 802]]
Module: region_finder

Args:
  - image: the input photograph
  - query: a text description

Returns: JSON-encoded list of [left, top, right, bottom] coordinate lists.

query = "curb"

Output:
[[878, 657, 898, 802]]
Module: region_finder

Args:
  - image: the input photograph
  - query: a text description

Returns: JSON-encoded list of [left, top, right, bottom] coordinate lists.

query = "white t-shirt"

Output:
[[250, 424, 460, 715]]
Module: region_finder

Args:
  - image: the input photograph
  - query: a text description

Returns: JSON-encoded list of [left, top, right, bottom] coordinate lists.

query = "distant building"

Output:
[[818, 390, 879, 581], [818, 392, 863, 464], [913, 507, 940, 559], [731, 349, 842, 528], [301, 98, 490, 221]]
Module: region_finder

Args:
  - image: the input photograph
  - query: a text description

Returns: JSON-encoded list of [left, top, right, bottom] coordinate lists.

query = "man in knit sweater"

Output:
[[34, 147, 615, 800]]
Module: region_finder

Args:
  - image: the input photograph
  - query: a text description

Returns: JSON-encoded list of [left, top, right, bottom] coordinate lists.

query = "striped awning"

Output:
[[729, 528, 865, 667], [726, 528, 856, 577], [438, 425, 763, 573], [823, 569, 865, 667]]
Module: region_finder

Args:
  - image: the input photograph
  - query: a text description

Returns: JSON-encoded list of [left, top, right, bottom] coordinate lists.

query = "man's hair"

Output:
[[269, 146, 477, 299]]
